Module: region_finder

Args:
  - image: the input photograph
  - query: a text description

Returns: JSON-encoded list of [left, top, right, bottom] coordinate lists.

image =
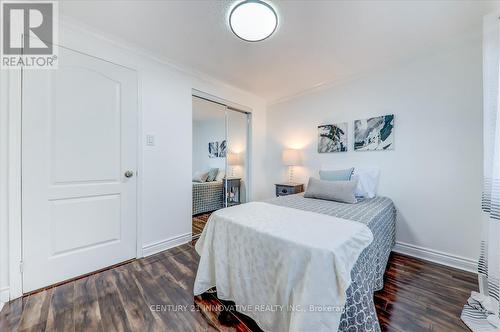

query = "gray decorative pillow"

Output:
[[206, 168, 219, 182], [304, 177, 358, 204], [192, 171, 209, 183], [319, 168, 354, 181]]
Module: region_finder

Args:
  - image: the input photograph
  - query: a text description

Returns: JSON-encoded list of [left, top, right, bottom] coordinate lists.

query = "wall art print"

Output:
[[318, 123, 348, 153], [208, 140, 227, 158], [354, 114, 394, 151]]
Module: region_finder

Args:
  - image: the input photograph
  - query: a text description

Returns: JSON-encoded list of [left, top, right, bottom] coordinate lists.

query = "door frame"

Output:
[[6, 44, 143, 299]]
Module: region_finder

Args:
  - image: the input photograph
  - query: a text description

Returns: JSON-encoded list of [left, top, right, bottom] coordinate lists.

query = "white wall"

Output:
[[266, 33, 483, 268], [0, 19, 268, 301]]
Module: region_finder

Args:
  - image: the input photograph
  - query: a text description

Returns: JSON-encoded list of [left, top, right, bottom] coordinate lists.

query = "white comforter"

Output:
[[194, 202, 373, 332]]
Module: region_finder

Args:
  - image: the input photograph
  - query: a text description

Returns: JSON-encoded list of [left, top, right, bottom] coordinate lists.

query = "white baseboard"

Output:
[[393, 242, 478, 273], [142, 233, 192, 257], [0, 287, 9, 311]]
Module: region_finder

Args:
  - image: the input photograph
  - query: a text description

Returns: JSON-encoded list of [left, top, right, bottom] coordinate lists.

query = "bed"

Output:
[[192, 180, 224, 215], [194, 193, 396, 331]]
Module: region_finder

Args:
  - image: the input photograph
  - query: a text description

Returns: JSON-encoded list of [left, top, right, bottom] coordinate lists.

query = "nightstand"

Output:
[[275, 183, 304, 197], [223, 178, 241, 207]]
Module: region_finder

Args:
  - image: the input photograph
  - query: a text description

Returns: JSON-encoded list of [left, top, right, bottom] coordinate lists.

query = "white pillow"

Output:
[[351, 167, 380, 198], [192, 171, 209, 183]]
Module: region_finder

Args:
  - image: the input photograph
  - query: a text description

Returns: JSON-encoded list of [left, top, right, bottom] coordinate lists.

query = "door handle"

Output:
[[124, 170, 134, 178]]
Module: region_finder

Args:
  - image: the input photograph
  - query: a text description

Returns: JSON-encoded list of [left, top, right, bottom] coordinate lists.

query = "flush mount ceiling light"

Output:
[[229, 0, 278, 42]]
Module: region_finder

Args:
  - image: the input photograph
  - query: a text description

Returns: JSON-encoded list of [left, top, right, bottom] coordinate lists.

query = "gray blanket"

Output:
[[267, 194, 396, 332]]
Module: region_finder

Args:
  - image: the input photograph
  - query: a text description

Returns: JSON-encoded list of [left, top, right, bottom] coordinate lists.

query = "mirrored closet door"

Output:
[[191, 95, 250, 238], [225, 108, 249, 206]]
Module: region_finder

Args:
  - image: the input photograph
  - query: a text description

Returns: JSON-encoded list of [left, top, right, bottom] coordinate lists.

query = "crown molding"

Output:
[[59, 16, 263, 103]]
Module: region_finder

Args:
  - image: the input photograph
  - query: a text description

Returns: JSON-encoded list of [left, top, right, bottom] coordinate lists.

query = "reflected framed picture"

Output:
[[218, 140, 227, 158], [208, 142, 218, 158]]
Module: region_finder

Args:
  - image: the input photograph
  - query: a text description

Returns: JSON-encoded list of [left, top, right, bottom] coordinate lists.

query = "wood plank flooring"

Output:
[[0, 243, 477, 332], [375, 253, 476, 331], [192, 213, 211, 237]]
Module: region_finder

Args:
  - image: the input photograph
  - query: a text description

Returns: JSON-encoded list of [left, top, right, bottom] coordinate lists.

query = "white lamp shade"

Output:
[[227, 152, 242, 166], [282, 149, 301, 166]]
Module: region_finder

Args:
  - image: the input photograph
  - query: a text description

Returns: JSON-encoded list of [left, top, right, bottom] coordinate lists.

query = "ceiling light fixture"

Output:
[[229, 0, 278, 42]]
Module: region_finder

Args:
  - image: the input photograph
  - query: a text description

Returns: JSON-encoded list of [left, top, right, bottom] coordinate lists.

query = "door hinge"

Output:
[[19, 261, 24, 273]]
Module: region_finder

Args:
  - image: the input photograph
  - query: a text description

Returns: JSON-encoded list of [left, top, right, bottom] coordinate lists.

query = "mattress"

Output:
[[266, 194, 396, 332], [192, 181, 223, 215]]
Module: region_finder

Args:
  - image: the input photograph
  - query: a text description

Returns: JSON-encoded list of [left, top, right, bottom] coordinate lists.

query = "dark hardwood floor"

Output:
[[192, 213, 211, 237], [374, 253, 476, 332], [0, 243, 477, 332]]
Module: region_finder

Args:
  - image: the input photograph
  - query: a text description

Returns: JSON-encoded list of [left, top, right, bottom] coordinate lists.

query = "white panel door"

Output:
[[22, 46, 138, 292]]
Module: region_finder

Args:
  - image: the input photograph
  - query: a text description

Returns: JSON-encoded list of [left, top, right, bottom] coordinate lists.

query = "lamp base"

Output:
[[288, 166, 294, 183]]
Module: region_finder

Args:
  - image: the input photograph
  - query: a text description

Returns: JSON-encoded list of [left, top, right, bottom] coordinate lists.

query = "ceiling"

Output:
[[60, 0, 500, 103]]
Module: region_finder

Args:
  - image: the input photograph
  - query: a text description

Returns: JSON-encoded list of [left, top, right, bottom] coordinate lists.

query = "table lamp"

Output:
[[227, 152, 242, 177], [282, 149, 302, 183]]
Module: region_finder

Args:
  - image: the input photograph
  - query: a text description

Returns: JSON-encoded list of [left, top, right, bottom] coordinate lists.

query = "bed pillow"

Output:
[[192, 171, 209, 183], [351, 167, 380, 198], [304, 177, 358, 204], [206, 168, 219, 182], [319, 168, 354, 181]]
